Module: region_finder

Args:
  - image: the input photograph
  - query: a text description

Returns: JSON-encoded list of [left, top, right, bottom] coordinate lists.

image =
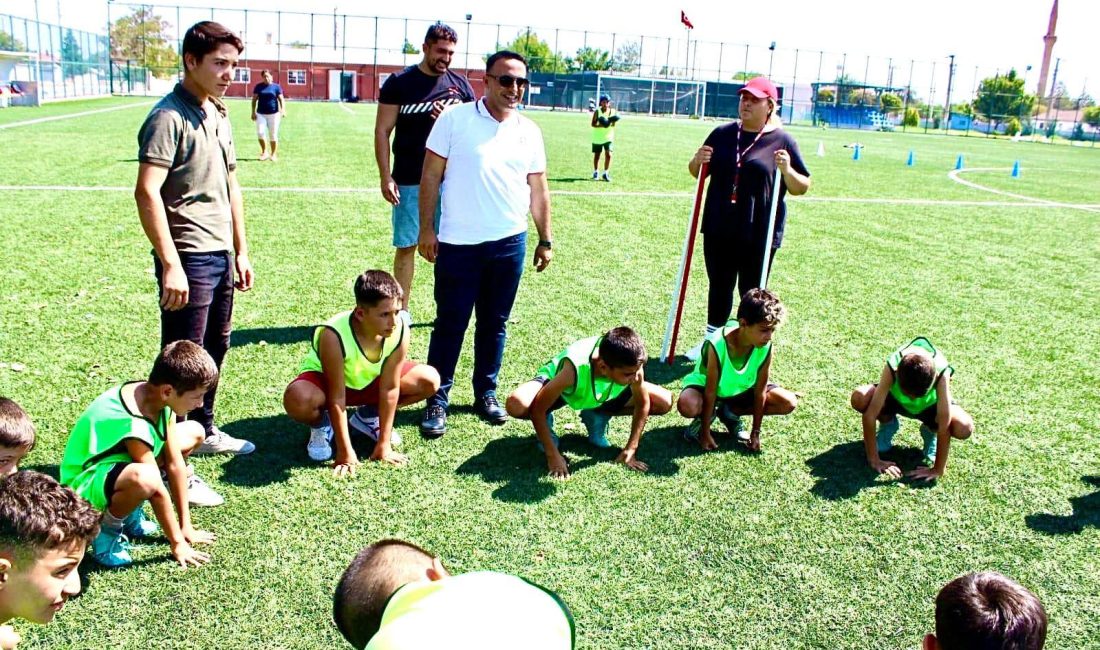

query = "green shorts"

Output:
[[67, 462, 128, 511]]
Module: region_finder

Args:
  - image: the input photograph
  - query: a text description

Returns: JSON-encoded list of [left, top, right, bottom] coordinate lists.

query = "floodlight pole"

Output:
[[767, 41, 775, 79], [33, 0, 43, 105], [464, 14, 471, 73], [944, 54, 956, 132]]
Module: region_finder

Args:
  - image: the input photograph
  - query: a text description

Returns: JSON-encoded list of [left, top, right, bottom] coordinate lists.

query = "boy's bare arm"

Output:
[[126, 439, 211, 568], [910, 375, 953, 481], [747, 350, 772, 451], [319, 330, 355, 477], [370, 339, 408, 466], [863, 365, 901, 477], [530, 365, 574, 478], [700, 345, 719, 436], [616, 374, 650, 472]]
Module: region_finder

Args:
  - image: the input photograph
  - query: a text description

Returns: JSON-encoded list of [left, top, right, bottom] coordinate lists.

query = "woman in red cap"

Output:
[[683, 76, 812, 361]]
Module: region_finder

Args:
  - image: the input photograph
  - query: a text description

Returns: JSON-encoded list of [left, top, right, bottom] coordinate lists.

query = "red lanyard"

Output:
[[734, 122, 766, 187]]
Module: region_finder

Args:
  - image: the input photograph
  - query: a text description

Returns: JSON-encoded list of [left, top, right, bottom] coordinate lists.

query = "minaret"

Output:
[[1036, 0, 1058, 99]]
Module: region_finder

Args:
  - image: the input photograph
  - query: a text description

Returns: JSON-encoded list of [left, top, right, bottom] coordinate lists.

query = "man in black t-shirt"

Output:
[[373, 23, 475, 328]]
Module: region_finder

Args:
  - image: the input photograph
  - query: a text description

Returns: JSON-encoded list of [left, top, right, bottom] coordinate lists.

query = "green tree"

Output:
[[402, 40, 418, 55], [972, 69, 1036, 131], [496, 30, 568, 73], [60, 29, 83, 79], [847, 87, 877, 106], [0, 30, 25, 51], [1083, 105, 1100, 128], [612, 41, 640, 73], [572, 46, 610, 72], [1050, 81, 1075, 111], [110, 7, 180, 79], [903, 107, 919, 127], [815, 87, 835, 104], [732, 71, 764, 81], [880, 92, 903, 114]]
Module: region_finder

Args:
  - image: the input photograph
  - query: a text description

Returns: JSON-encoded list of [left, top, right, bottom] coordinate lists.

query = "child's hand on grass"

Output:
[[907, 466, 942, 482], [698, 431, 718, 451], [333, 452, 360, 478], [370, 445, 408, 466], [872, 458, 902, 479], [171, 541, 211, 569], [547, 452, 570, 479], [182, 526, 216, 545], [615, 449, 649, 472], [746, 430, 762, 453]]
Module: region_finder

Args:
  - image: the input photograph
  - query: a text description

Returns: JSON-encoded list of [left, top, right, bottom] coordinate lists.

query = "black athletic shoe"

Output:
[[475, 392, 508, 426], [420, 403, 447, 438]]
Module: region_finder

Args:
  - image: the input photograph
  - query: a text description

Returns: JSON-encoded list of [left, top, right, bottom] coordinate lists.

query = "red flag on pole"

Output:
[[681, 10, 694, 29]]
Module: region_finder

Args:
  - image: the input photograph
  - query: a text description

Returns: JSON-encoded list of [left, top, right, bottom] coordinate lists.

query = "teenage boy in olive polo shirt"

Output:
[[134, 21, 256, 498]]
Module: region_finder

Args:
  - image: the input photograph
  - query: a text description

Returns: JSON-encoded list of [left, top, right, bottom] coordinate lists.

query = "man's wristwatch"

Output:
[[538, 239, 553, 249]]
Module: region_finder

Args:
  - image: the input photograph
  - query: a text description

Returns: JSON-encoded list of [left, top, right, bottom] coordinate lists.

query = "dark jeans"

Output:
[[427, 232, 526, 408], [154, 251, 234, 436], [702, 234, 777, 327]]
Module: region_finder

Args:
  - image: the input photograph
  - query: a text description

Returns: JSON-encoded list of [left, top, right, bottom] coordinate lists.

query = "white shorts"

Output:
[[256, 112, 281, 141]]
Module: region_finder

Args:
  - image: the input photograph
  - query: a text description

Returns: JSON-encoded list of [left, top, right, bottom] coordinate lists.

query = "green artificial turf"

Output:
[[0, 98, 1097, 649]]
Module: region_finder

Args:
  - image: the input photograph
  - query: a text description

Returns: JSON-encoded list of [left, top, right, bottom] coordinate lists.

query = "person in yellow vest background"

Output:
[[334, 539, 575, 650], [590, 94, 619, 181]]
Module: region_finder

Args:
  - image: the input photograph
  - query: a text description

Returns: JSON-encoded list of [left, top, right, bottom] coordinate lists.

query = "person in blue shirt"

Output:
[[251, 70, 285, 161]]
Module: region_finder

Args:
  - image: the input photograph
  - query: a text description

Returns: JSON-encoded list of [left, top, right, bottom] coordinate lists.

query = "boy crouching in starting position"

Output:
[[677, 288, 797, 452], [0, 471, 100, 647], [506, 327, 672, 478], [60, 341, 218, 568], [851, 336, 973, 481], [283, 270, 439, 476]]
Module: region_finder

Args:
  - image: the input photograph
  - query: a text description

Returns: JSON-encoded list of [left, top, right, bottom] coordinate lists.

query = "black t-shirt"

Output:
[[700, 122, 810, 248], [379, 65, 476, 185]]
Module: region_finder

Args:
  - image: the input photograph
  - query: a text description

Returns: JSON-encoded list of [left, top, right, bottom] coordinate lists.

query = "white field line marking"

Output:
[[0, 184, 1096, 211], [947, 167, 1100, 213], [337, 102, 356, 115], [0, 101, 155, 130]]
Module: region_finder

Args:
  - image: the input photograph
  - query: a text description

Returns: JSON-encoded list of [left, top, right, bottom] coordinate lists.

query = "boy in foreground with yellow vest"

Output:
[[677, 288, 797, 453], [333, 538, 574, 650], [505, 326, 672, 478], [850, 336, 974, 481], [590, 94, 619, 181], [59, 340, 218, 568], [0, 398, 35, 478], [283, 270, 440, 476], [0, 471, 100, 648]]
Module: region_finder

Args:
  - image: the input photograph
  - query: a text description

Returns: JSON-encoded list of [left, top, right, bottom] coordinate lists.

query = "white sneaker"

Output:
[[193, 427, 256, 456], [398, 310, 412, 328], [186, 471, 225, 507], [307, 424, 334, 462], [683, 341, 704, 362], [349, 410, 402, 446]]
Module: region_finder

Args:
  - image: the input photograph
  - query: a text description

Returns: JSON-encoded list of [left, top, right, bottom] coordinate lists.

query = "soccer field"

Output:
[[1, 97, 1098, 649]]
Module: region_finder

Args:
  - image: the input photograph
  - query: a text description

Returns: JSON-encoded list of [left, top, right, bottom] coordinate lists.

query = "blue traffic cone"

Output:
[[954, 154, 964, 170], [906, 150, 915, 166], [853, 145, 861, 161], [1011, 160, 1020, 178]]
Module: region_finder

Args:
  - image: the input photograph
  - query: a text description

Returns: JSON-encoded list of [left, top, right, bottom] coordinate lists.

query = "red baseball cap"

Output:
[[739, 77, 778, 100]]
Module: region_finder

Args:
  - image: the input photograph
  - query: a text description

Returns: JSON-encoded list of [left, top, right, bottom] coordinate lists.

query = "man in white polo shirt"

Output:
[[416, 50, 553, 437]]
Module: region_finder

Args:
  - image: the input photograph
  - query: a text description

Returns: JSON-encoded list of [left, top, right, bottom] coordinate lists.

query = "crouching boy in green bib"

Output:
[[850, 337, 974, 481], [60, 340, 218, 569], [283, 270, 440, 477], [677, 288, 797, 452], [506, 327, 672, 478]]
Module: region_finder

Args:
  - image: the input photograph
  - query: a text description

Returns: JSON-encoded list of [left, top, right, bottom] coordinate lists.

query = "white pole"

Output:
[[760, 166, 782, 288]]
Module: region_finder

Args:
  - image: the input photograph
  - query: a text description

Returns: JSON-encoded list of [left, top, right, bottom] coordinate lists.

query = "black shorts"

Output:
[[877, 386, 940, 429], [682, 383, 778, 412], [591, 142, 613, 154], [532, 375, 633, 414], [103, 462, 130, 508]]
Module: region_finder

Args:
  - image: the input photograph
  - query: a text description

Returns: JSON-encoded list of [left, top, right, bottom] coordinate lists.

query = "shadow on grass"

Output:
[[22, 463, 60, 480], [233, 325, 312, 347], [218, 414, 316, 487], [806, 441, 933, 500], [644, 355, 694, 386], [548, 177, 599, 183], [456, 424, 686, 503], [1025, 476, 1100, 535]]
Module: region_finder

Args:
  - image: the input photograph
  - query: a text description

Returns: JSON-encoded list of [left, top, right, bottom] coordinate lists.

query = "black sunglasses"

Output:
[[487, 74, 529, 89]]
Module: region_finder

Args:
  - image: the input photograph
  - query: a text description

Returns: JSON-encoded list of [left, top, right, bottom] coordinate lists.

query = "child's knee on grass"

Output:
[[645, 384, 674, 415], [676, 388, 703, 418], [505, 381, 543, 419], [283, 380, 324, 424], [950, 407, 974, 440], [768, 387, 798, 415], [173, 420, 205, 454], [403, 365, 440, 401], [109, 463, 165, 516], [850, 384, 874, 412]]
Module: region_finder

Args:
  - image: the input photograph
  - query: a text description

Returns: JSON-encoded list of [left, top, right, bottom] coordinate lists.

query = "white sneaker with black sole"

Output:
[[307, 423, 334, 462], [193, 426, 256, 455], [349, 409, 402, 446], [185, 468, 224, 507]]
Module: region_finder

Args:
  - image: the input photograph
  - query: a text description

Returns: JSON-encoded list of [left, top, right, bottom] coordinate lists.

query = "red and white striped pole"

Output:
[[660, 163, 708, 364]]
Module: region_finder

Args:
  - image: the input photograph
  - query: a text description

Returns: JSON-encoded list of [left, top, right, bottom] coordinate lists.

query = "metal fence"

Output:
[[3, 5, 1097, 145], [0, 13, 110, 104]]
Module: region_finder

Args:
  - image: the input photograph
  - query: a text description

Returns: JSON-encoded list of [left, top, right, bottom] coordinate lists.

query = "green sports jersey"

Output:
[[682, 327, 771, 398], [536, 336, 628, 411], [60, 383, 170, 492], [298, 310, 405, 390], [887, 337, 953, 414], [591, 107, 617, 144], [366, 571, 574, 650]]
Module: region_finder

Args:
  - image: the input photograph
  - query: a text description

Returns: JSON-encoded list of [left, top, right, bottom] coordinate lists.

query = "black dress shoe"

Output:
[[420, 403, 448, 438], [475, 392, 508, 425]]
